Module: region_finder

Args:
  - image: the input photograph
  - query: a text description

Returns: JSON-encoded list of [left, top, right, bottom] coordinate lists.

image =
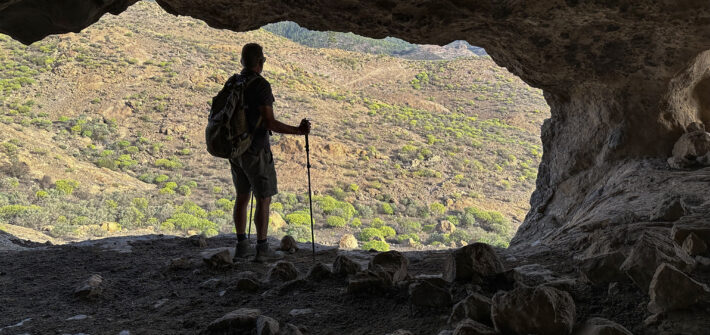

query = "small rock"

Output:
[[268, 261, 300, 282], [281, 323, 304, 335], [492, 285, 575, 335], [448, 293, 492, 326], [205, 308, 261, 334], [576, 317, 632, 335], [66, 314, 88, 321], [368, 250, 409, 284], [682, 233, 708, 256], [437, 220, 456, 234], [577, 251, 627, 285], [620, 231, 695, 291], [347, 270, 390, 294], [279, 235, 298, 254], [74, 274, 103, 299], [256, 315, 279, 335], [167, 257, 192, 270], [190, 234, 208, 247], [339, 234, 358, 249], [409, 278, 452, 307], [453, 319, 497, 335], [200, 278, 222, 289], [333, 255, 361, 276], [444, 243, 504, 283], [306, 262, 332, 281], [201, 248, 233, 268], [648, 263, 710, 314], [288, 308, 313, 317], [650, 197, 686, 221], [235, 278, 261, 292]]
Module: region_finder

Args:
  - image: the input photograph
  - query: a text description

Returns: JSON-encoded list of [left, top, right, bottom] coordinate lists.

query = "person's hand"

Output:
[[298, 118, 311, 135]]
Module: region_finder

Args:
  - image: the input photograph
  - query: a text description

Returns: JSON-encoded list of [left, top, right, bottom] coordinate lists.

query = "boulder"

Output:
[[444, 243, 504, 283], [671, 222, 710, 245], [235, 278, 260, 292], [338, 234, 358, 249], [453, 319, 497, 335], [333, 255, 361, 276], [347, 270, 390, 294], [648, 263, 710, 314], [576, 317, 632, 335], [491, 285, 576, 335], [448, 293, 492, 326], [437, 220, 456, 234], [279, 235, 299, 254], [682, 233, 708, 256], [619, 231, 695, 291], [306, 262, 332, 281], [269, 212, 286, 233], [201, 248, 234, 268], [206, 308, 261, 335], [74, 274, 103, 298], [368, 250, 409, 284], [190, 234, 208, 247], [256, 316, 279, 335], [577, 251, 627, 285], [409, 278, 452, 307], [267, 261, 300, 282], [669, 128, 710, 167], [649, 197, 686, 221]]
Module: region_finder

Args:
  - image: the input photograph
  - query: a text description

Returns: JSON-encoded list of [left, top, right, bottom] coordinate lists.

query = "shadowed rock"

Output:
[[453, 319, 497, 335], [206, 308, 260, 334], [576, 317, 632, 335], [74, 274, 103, 299], [368, 250, 409, 284], [444, 243, 503, 283], [648, 263, 710, 314], [448, 293, 492, 326], [492, 285, 575, 335], [333, 255, 361, 276]]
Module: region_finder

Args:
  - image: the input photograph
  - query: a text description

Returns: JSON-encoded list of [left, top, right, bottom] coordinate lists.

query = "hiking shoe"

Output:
[[254, 243, 284, 263], [234, 239, 255, 259]]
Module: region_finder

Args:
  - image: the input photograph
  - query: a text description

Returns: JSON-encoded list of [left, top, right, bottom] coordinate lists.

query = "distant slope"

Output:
[[262, 21, 487, 60]]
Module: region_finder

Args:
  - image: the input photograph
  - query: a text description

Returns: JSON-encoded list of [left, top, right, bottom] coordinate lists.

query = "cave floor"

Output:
[[0, 235, 652, 334]]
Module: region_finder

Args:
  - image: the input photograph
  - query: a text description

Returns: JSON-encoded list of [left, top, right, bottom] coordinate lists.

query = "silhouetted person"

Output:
[[232, 43, 311, 262]]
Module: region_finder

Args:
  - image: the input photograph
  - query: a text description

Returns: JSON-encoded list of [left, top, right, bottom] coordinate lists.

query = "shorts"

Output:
[[230, 146, 278, 198]]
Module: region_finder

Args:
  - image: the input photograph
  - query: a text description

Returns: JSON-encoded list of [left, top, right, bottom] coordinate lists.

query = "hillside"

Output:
[[0, 2, 549, 250]]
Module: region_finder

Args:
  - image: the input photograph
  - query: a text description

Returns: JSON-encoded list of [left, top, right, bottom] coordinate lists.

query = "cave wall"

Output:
[[2, 0, 710, 249]]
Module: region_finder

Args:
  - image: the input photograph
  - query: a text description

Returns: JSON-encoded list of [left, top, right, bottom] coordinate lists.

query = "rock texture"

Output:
[[491, 285, 576, 335], [444, 243, 503, 283], [647, 263, 710, 314]]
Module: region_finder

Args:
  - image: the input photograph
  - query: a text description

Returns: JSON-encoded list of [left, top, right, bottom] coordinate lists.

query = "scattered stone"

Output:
[[576, 317, 632, 335], [190, 234, 208, 247], [288, 308, 313, 317], [256, 315, 279, 335], [386, 330, 414, 335], [333, 255, 361, 276], [492, 285, 575, 335], [306, 262, 332, 281], [409, 278, 452, 307], [650, 197, 686, 221], [201, 248, 233, 268], [347, 270, 390, 294], [205, 308, 261, 334], [167, 257, 191, 270], [682, 233, 708, 256], [74, 274, 103, 299], [448, 293, 492, 326], [578, 251, 627, 285], [267, 261, 300, 282], [453, 319, 497, 335], [437, 220, 456, 234], [235, 278, 261, 292], [281, 323, 303, 335], [648, 263, 710, 314], [200, 278, 222, 289], [66, 314, 88, 321], [619, 231, 695, 291], [339, 234, 358, 249], [368, 250, 409, 284], [444, 243, 504, 283], [279, 235, 298, 254]]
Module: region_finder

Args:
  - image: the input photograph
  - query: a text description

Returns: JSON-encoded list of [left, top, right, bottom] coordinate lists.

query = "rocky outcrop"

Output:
[[491, 285, 575, 335], [647, 263, 710, 314]]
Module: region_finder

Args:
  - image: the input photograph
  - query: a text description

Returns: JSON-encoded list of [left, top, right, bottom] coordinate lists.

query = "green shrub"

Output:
[[326, 216, 346, 228], [154, 174, 169, 183], [362, 240, 390, 252], [429, 203, 446, 216], [378, 225, 396, 239], [380, 203, 394, 215], [132, 197, 149, 210], [370, 218, 384, 228], [154, 157, 183, 170], [178, 185, 191, 196], [55, 179, 79, 195], [216, 198, 234, 212], [160, 221, 175, 231], [35, 190, 49, 199], [95, 157, 117, 170], [358, 227, 383, 241], [0, 204, 41, 218], [212, 186, 223, 194], [315, 195, 357, 220], [162, 213, 217, 234], [285, 211, 311, 226], [285, 225, 312, 242], [396, 233, 421, 244], [348, 183, 359, 192], [400, 221, 421, 234], [350, 218, 362, 227], [271, 202, 284, 212]]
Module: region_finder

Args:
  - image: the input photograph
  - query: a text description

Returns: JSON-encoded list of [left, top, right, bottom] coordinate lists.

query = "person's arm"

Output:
[[259, 105, 310, 135]]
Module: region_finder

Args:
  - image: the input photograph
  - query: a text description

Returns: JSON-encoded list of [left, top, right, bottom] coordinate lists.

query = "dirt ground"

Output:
[[0, 233, 655, 334]]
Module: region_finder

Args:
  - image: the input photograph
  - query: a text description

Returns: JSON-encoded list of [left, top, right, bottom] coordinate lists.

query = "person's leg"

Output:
[[254, 196, 271, 241], [234, 192, 251, 236], [231, 159, 255, 258]]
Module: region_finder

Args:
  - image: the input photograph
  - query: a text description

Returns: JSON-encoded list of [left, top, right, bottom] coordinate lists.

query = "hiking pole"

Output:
[[305, 133, 315, 262], [248, 193, 254, 240]]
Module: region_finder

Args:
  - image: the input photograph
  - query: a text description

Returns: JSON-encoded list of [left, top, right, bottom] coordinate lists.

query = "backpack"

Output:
[[205, 74, 260, 159]]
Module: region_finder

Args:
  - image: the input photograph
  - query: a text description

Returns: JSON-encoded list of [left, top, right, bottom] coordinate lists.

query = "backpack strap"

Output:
[[241, 74, 263, 131]]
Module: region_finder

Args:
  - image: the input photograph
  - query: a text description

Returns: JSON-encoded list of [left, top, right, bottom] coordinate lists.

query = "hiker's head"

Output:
[[241, 43, 265, 73]]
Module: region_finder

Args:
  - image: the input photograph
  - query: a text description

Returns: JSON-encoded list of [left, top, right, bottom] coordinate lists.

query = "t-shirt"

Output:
[[240, 69, 274, 151]]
